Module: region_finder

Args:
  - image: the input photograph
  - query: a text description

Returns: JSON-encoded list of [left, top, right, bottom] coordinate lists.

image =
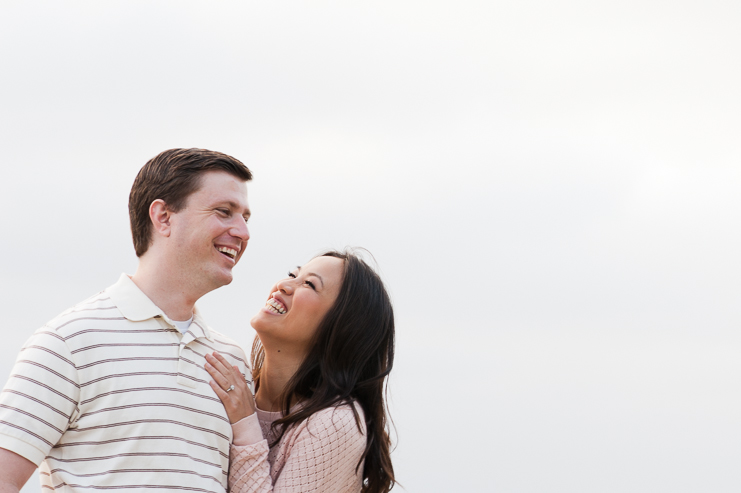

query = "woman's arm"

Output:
[[206, 353, 366, 492], [230, 404, 367, 493], [227, 414, 272, 492], [205, 352, 273, 491]]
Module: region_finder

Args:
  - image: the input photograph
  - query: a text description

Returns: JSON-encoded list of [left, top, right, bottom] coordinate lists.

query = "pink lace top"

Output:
[[228, 402, 367, 492]]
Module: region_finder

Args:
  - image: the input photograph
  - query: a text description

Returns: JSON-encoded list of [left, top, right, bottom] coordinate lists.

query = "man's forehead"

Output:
[[196, 172, 249, 196], [197, 170, 248, 188], [179, 172, 249, 213], [204, 193, 250, 211]]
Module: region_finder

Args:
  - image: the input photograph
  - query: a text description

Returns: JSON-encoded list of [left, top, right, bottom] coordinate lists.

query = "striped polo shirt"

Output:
[[0, 274, 251, 492]]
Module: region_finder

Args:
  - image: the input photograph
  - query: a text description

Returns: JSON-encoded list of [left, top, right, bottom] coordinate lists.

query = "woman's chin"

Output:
[[251, 310, 275, 332]]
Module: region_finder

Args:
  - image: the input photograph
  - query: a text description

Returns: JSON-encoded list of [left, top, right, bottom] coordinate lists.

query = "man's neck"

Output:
[[131, 257, 201, 321]]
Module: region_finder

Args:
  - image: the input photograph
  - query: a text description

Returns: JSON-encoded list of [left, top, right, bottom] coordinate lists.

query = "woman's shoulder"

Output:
[[303, 400, 367, 441]]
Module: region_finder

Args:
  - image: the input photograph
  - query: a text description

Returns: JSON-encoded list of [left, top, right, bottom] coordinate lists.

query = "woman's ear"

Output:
[[149, 199, 172, 238]]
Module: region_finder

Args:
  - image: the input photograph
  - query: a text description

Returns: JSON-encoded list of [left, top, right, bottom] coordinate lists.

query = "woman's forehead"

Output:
[[302, 256, 344, 283]]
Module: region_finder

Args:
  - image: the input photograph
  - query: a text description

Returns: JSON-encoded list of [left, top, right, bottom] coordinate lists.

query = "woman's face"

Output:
[[251, 255, 345, 356]]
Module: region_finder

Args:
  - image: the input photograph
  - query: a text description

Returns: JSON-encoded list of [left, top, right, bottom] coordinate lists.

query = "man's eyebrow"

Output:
[[295, 266, 324, 289], [222, 200, 251, 217]]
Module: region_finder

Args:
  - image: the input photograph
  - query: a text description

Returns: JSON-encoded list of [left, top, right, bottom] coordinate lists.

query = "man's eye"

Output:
[[217, 208, 230, 215]]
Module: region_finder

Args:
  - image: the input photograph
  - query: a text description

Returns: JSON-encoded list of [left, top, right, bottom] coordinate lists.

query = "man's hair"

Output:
[[129, 148, 252, 257]]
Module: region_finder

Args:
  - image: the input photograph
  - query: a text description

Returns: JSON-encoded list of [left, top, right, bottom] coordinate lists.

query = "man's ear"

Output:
[[149, 199, 172, 238]]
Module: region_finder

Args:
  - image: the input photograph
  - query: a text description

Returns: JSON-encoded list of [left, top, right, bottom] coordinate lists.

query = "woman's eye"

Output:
[[305, 281, 316, 290], [288, 272, 297, 279]]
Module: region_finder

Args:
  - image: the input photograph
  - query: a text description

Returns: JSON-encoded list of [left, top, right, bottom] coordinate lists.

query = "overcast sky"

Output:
[[1, 1, 740, 492]]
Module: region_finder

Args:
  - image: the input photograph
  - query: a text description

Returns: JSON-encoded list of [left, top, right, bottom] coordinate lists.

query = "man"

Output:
[[0, 148, 253, 492]]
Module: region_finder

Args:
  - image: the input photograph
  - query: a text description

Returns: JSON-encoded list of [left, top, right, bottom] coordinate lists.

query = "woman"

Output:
[[205, 250, 396, 492]]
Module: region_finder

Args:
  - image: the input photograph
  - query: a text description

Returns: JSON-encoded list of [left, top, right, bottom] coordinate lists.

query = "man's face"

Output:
[[168, 171, 251, 293]]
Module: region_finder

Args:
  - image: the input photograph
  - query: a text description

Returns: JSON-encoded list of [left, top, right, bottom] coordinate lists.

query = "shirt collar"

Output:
[[106, 274, 213, 341], [188, 313, 211, 341]]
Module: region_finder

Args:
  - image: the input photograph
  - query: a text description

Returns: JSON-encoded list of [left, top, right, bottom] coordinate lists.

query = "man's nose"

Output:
[[231, 217, 250, 242]]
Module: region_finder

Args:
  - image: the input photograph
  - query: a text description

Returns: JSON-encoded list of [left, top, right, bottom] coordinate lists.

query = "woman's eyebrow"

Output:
[[307, 273, 324, 288], [298, 268, 324, 289]]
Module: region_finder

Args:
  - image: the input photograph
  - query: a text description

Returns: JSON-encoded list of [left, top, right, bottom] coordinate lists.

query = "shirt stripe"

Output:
[[0, 274, 250, 492]]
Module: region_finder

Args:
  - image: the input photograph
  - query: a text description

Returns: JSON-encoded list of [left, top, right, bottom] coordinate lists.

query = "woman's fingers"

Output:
[[209, 379, 226, 398], [205, 352, 232, 379], [209, 378, 253, 424], [205, 354, 246, 397], [205, 352, 255, 424], [205, 352, 243, 390], [205, 360, 231, 391], [212, 351, 234, 372]]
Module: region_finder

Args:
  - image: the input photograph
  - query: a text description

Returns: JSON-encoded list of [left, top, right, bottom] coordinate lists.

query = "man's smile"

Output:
[[217, 246, 239, 260]]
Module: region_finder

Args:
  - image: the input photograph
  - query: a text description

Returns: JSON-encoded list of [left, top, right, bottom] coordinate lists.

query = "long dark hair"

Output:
[[251, 249, 396, 492]]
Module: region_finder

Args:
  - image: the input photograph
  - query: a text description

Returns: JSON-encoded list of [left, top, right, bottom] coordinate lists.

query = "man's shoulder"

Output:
[[202, 327, 248, 360], [42, 287, 125, 337], [206, 327, 243, 350], [195, 326, 251, 378]]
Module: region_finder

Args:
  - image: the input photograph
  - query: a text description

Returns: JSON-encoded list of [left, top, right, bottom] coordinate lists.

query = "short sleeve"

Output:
[[0, 327, 80, 465]]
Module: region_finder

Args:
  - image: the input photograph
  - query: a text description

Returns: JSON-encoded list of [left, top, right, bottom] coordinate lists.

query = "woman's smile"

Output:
[[251, 256, 344, 352], [265, 297, 287, 315]]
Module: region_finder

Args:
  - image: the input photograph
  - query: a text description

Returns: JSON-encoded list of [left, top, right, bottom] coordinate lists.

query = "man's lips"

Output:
[[216, 246, 239, 260]]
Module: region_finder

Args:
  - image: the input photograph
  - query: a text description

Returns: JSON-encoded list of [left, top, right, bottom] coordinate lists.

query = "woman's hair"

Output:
[[251, 249, 396, 493]]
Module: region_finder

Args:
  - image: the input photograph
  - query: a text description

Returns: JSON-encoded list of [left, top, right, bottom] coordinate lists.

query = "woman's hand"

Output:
[[205, 352, 256, 424]]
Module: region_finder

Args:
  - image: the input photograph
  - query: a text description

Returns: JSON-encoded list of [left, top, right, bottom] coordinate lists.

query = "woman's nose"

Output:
[[275, 279, 294, 294]]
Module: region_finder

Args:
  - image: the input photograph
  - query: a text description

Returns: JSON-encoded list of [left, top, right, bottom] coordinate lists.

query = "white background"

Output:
[[1, 1, 740, 492]]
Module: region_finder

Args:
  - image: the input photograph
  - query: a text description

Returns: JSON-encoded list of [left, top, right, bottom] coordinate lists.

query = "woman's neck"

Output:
[[255, 349, 303, 412]]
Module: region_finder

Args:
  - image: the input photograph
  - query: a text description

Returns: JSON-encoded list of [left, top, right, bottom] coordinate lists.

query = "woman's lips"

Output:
[[265, 297, 286, 314]]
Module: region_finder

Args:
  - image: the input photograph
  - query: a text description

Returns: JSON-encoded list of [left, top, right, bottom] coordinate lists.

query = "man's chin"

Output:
[[205, 270, 234, 292], [218, 271, 234, 286]]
